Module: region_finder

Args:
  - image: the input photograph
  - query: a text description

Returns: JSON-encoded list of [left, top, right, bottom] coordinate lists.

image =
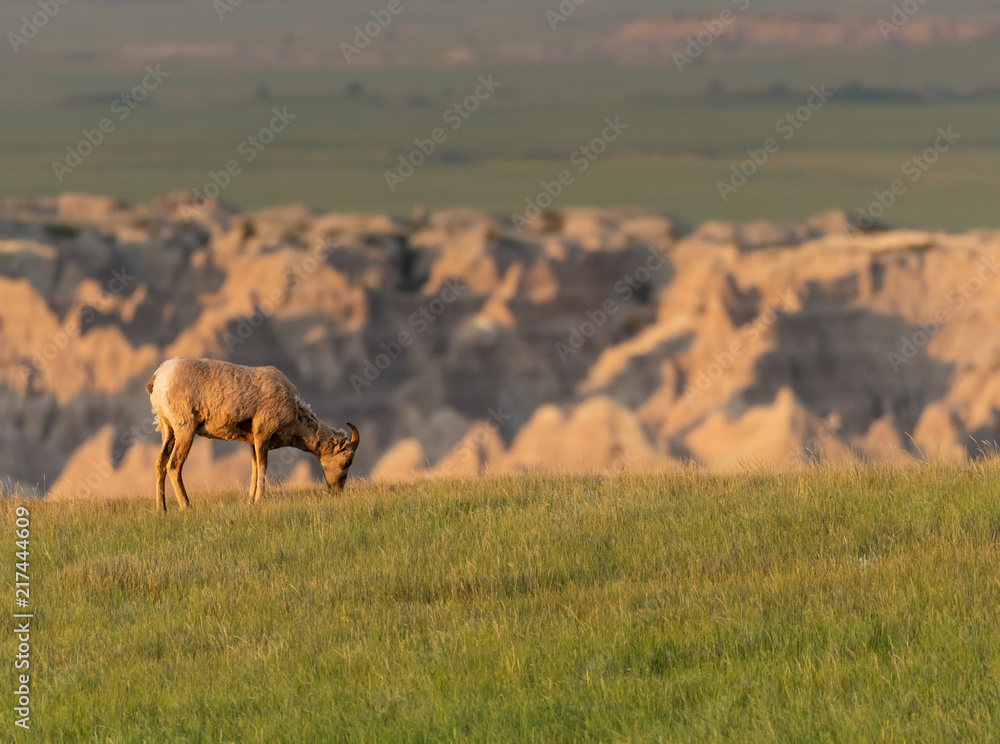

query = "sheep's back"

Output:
[[151, 358, 300, 431]]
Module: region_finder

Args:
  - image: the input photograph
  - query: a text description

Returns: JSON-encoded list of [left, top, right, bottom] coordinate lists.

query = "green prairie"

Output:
[[6, 64, 1000, 231], [3, 1, 1000, 229], [6, 465, 1000, 742]]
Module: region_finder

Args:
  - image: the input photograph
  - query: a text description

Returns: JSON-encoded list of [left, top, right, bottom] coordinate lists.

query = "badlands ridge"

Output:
[[1, 193, 997, 498]]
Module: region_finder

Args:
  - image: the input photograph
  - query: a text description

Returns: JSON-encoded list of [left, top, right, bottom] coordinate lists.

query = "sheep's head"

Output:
[[319, 423, 359, 494]]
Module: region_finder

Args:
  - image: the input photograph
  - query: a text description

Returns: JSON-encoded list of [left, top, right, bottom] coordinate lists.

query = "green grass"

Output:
[[6, 465, 1000, 741]]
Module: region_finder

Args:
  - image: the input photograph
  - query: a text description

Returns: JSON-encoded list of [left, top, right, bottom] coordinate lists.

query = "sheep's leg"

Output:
[[248, 444, 258, 504], [252, 437, 269, 504], [156, 423, 175, 512], [167, 428, 195, 510]]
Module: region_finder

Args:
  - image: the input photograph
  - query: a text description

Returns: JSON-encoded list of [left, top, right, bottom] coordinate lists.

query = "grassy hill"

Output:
[[7, 466, 1000, 741]]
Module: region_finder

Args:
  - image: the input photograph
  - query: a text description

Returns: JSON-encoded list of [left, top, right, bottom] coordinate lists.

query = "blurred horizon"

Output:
[[3, 0, 1000, 229]]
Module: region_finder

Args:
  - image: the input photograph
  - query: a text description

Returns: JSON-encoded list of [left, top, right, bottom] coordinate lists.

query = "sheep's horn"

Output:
[[347, 422, 360, 451]]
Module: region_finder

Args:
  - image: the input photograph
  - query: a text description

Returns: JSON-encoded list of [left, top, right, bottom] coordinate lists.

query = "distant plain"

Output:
[[3, 0, 999, 229]]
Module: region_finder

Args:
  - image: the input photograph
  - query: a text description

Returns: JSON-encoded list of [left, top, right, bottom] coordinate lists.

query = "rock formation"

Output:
[[1, 193, 998, 497]]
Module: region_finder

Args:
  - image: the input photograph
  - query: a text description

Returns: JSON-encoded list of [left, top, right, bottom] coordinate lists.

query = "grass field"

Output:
[[6, 465, 1000, 741], [4, 62, 1000, 231]]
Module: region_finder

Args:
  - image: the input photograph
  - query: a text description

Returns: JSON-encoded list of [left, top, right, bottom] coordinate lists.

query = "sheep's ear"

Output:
[[347, 422, 360, 453]]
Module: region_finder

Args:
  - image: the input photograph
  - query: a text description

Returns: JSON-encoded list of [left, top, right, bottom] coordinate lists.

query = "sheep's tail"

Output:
[[146, 371, 162, 431]]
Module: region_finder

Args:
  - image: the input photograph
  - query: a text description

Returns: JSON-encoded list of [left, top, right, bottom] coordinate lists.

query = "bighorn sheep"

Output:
[[146, 357, 359, 510]]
